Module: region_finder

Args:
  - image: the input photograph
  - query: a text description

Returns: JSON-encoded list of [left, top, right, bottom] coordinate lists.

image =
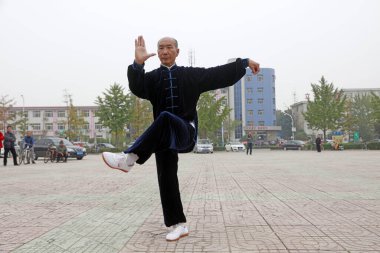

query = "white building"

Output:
[[5, 106, 108, 141]]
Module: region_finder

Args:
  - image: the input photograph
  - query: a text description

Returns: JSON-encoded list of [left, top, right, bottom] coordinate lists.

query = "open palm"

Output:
[[135, 36, 156, 64]]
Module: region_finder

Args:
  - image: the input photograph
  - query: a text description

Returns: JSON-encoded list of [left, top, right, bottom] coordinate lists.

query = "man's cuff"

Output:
[[132, 61, 145, 71], [242, 58, 249, 68]]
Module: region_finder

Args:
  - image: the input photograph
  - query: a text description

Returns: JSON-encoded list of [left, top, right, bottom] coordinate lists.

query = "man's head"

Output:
[[26, 131, 32, 137], [157, 37, 179, 67], [7, 125, 12, 132], [59, 140, 64, 145]]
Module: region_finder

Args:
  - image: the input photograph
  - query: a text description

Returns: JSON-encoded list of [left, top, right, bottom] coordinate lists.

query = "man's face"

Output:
[[157, 37, 179, 67], [7, 127, 12, 132]]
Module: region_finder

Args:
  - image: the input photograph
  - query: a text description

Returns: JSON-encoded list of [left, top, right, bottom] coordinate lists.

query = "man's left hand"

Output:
[[248, 59, 260, 75]]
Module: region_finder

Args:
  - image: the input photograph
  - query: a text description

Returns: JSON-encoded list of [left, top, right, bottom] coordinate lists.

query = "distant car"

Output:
[[225, 141, 246, 152], [96, 143, 116, 149], [281, 140, 305, 150], [194, 139, 213, 153], [34, 137, 86, 160]]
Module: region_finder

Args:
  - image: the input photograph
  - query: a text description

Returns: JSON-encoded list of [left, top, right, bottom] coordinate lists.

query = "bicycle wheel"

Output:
[[44, 151, 51, 163], [25, 150, 30, 164], [50, 151, 56, 163], [18, 150, 25, 164]]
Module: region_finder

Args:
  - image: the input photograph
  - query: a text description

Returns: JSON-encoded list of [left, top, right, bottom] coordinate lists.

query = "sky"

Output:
[[1, 0, 379, 110]]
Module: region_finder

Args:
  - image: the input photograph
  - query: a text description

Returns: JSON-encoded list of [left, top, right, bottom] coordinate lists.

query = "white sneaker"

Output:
[[166, 224, 189, 241], [102, 152, 132, 173]]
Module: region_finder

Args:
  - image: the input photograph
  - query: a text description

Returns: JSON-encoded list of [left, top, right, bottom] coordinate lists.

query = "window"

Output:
[[58, 111, 66, 117], [247, 99, 253, 104], [273, 98, 276, 105], [33, 111, 41, 118], [258, 98, 264, 104], [273, 120, 276, 126], [272, 75, 276, 82], [221, 88, 227, 94], [248, 110, 253, 116], [258, 121, 265, 126], [82, 110, 90, 117], [45, 123, 53, 130], [58, 123, 65, 130], [247, 88, 253, 94], [273, 109, 276, 115], [246, 75, 252, 82], [95, 124, 102, 130], [258, 110, 264, 115], [257, 74, 263, 82], [44, 111, 53, 117], [30, 123, 41, 130], [247, 120, 253, 125], [272, 87, 275, 94], [83, 123, 89, 130], [257, 87, 263, 93]]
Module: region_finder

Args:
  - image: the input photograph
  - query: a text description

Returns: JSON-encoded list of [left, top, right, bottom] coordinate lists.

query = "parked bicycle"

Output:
[[44, 144, 56, 163], [19, 146, 33, 164]]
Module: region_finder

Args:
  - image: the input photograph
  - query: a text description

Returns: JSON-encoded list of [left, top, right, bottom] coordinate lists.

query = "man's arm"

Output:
[[127, 36, 156, 100], [195, 58, 260, 93]]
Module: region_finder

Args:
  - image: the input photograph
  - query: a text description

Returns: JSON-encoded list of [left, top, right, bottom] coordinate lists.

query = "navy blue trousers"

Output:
[[125, 111, 196, 227]]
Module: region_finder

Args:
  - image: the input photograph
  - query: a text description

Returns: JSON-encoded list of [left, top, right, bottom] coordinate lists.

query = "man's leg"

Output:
[[155, 149, 189, 241], [155, 150, 186, 227], [102, 111, 195, 172], [3, 148, 9, 166], [10, 148, 18, 165]]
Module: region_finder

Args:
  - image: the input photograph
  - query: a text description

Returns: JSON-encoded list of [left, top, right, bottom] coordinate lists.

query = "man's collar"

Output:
[[160, 63, 177, 70]]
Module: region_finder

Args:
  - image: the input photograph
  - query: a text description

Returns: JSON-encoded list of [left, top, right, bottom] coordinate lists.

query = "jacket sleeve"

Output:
[[194, 58, 247, 94], [127, 63, 151, 100]]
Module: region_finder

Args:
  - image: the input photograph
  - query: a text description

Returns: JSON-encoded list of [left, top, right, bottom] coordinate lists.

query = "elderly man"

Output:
[[102, 36, 260, 241]]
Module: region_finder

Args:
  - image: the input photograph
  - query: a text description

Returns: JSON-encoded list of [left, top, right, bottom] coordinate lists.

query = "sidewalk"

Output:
[[1, 150, 379, 252]]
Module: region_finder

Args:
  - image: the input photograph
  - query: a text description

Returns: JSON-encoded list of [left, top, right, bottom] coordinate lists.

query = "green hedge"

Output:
[[367, 142, 380, 150]]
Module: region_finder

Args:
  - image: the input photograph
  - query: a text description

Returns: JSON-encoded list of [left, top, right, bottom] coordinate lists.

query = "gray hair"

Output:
[[157, 37, 178, 48]]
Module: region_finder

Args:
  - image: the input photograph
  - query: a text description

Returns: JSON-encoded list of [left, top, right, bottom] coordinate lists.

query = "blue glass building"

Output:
[[224, 64, 280, 141]]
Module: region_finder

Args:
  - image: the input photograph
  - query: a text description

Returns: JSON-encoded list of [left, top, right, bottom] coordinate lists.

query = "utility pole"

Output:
[[188, 49, 195, 67], [283, 112, 295, 140]]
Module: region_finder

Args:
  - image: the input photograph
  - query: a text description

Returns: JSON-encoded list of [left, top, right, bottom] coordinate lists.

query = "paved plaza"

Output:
[[0, 150, 380, 252]]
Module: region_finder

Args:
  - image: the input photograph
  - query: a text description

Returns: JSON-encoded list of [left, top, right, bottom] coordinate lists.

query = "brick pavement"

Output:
[[0, 150, 380, 252]]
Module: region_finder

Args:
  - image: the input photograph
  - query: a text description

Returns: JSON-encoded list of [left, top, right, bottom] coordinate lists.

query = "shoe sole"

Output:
[[101, 153, 129, 173], [166, 232, 189, 242]]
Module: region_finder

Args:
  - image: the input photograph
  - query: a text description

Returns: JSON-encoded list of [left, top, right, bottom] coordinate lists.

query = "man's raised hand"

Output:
[[248, 59, 260, 75], [134, 36, 156, 65]]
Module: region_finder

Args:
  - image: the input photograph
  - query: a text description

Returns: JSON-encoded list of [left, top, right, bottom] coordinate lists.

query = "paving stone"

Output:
[[1, 150, 380, 252]]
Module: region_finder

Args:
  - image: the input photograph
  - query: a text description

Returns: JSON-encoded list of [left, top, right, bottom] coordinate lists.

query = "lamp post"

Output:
[[283, 112, 295, 140], [21, 94, 25, 135]]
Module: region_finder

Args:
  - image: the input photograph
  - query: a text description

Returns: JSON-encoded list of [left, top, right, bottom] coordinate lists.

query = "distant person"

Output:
[[23, 131, 36, 164], [0, 130, 4, 158], [246, 132, 253, 155], [56, 140, 68, 162], [315, 136, 322, 152], [3, 126, 18, 166], [101, 35, 260, 241]]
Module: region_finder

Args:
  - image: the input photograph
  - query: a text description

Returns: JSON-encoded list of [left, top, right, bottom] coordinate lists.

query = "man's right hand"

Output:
[[135, 36, 156, 65]]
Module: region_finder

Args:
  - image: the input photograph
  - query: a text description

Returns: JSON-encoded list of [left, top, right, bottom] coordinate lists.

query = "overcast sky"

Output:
[[1, 0, 379, 110]]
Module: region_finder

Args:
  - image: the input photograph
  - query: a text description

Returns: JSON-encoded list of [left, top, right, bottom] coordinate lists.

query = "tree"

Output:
[[0, 95, 15, 132], [14, 111, 28, 137], [66, 99, 86, 141], [276, 109, 292, 139], [350, 94, 375, 141], [95, 83, 129, 147], [126, 93, 153, 140], [371, 93, 380, 138], [197, 91, 230, 142], [303, 76, 346, 140]]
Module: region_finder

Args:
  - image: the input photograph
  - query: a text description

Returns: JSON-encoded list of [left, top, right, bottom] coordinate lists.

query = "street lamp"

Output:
[[283, 112, 295, 140], [21, 94, 25, 135]]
